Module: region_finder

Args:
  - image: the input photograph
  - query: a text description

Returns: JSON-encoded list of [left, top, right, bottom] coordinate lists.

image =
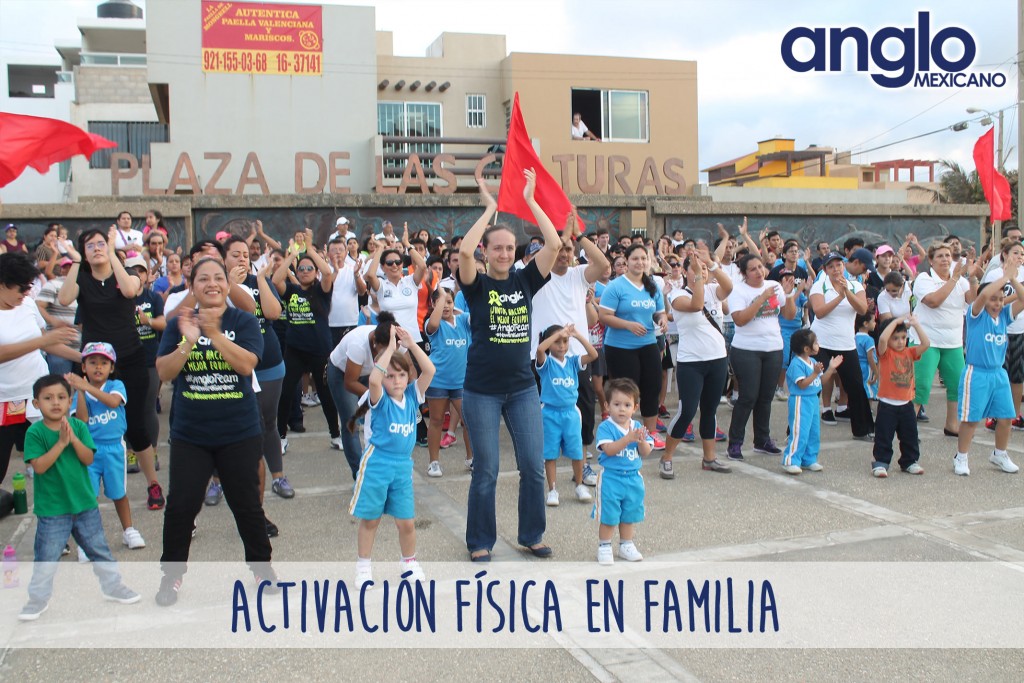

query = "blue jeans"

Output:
[[28, 508, 123, 603], [463, 386, 546, 553], [327, 363, 364, 479], [45, 354, 72, 377]]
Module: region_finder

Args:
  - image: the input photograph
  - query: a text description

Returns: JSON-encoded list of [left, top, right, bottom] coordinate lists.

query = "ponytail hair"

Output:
[[346, 347, 413, 433]]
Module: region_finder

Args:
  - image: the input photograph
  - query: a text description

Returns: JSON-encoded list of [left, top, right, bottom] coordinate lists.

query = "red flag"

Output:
[[0, 112, 117, 188], [497, 93, 581, 232], [973, 127, 1012, 221]]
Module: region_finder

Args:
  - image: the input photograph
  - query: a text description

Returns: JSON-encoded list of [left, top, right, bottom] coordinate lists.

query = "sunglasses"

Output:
[[384, 259, 403, 267], [668, 262, 680, 267], [296, 265, 315, 273]]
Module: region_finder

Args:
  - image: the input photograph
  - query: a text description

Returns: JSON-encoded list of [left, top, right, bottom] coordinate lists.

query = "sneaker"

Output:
[[585, 450, 595, 460], [155, 575, 181, 607], [774, 386, 787, 402], [985, 418, 998, 432], [147, 482, 165, 510], [658, 404, 670, 419], [545, 489, 559, 507], [719, 396, 729, 405], [617, 541, 643, 562], [805, 462, 824, 472], [191, 520, 198, 538], [355, 564, 373, 589], [288, 422, 306, 433], [416, 436, 428, 448], [835, 409, 851, 422], [852, 433, 874, 442], [77, 546, 89, 563], [902, 462, 924, 475], [265, 517, 279, 538], [872, 466, 888, 478], [281, 437, 288, 455], [701, 459, 731, 473], [426, 461, 443, 478], [1013, 415, 1024, 431], [442, 412, 451, 431], [272, 476, 295, 499], [753, 439, 781, 455], [103, 584, 141, 604], [582, 463, 597, 486], [62, 544, 70, 556], [953, 453, 970, 476], [465, 458, 474, 471], [204, 481, 222, 506], [122, 527, 146, 549], [253, 567, 281, 594], [126, 450, 139, 474], [300, 392, 320, 407], [681, 424, 695, 443], [575, 484, 593, 503], [330, 436, 344, 451], [650, 435, 666, 451], [18, 599, 49, 621], [821, 410, 838, 426], [399, 559, 425, 582], [989, 450, 1020, 474], [783, 464, 802, 475], [727, 443, 744, 461], [917, 407, 929, 423], [597, 544, 613, 566], [439, 433, 457, 449], [714, 427, 727, 442], [655, 419, 667, 433], [659, 459, 675, 479]]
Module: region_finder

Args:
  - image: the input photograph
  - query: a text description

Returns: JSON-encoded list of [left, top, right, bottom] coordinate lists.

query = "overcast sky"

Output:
[[2, 0, 1018, 182]]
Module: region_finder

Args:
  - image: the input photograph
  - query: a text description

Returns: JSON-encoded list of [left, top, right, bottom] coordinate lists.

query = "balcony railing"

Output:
[[80, 52, 147, 67], [375, 135, 506, 189]]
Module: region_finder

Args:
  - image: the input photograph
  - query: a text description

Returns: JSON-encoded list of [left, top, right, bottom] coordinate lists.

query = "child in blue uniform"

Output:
[[855, 313, 878, 400], [594, 378, 653, 565], [537, 323, 598, 506], [424, 287, 472, 477], [954, 261, 1024, 475], [781, 329, 843, 474], [348, 325, 435, 587], [67, 342, 145, 551]]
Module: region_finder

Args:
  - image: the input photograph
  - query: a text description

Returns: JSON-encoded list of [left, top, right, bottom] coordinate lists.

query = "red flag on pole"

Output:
[[497, 93, 580, 232], [972, 127, 1012, 222], [0, 112, 117, 188]]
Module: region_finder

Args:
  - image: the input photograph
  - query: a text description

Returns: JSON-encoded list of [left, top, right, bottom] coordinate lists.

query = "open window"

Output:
[[570, 88, 649, 143]]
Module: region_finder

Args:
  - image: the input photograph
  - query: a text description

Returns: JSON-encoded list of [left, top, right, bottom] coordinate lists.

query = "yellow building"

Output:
[[704, 138, 860, 190]]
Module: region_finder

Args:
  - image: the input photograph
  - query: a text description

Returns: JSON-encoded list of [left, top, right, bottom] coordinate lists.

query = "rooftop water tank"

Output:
[[97, 0, 143, 19]]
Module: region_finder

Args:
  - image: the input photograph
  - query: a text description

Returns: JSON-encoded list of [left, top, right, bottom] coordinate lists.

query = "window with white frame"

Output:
[[466, 94, 486, 128], [377, 101, 443, 175], [570, 88, 649, 143]]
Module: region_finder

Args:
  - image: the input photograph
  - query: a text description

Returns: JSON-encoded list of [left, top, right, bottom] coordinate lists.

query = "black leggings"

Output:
[[728, 347, 782, 446], [605, 343, 662, 419], [258, 377, 284, 473], [816, 347, 874, 437], [144, 367, 160, 449], [117, 347, 153, 452], [669, 358, 729, 440], [278, 346, 339, 438], [0, 421, 29, 484]]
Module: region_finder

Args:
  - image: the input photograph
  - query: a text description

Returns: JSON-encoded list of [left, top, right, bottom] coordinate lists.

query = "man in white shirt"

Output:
[[571, 112, 600, 141], [112, 211, 144, 253], [327, 238, 365, 346]]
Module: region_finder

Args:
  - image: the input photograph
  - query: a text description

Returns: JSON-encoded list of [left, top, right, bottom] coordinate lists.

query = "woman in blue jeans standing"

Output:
[[460, 171, 560, 561]]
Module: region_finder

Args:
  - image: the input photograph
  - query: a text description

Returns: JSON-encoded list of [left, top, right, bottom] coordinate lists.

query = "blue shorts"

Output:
[[349, 446, 415, 520], [425, 386, 463, 401], [543, 405, 583, 461], [781, 328, 798, 370], [595, 467, 645, 526], [88, 440, 126, 500], [959, 365, 1015, 423]]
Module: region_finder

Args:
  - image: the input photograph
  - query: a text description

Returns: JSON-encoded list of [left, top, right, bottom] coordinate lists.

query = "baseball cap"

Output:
[[849, 247, 875, 268], [4, 223, 16, 232], [336, 217, 349, 226], [124, 255, 148, 270], [215, 230, 230, 242], [527, 243, 543, 255], [81, 341, 117, 363], [822, 251, 844, 266], [778, 268, 795, 278], [59, 257, 73, 267], [874, 245, 895, 257]]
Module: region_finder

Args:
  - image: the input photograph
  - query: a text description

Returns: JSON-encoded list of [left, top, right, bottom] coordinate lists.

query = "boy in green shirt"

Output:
[[19, 375, 140, 621]]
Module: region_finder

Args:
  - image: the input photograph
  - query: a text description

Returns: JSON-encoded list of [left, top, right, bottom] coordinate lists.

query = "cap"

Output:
[[336, 217, 349, 226], [527, 243, 543, 255], [215, 230, 230, 242], [778, 268, 795, 278], [81, 341, 117, 363], [58, 257, 73, 267], [823, 251, 844, 266], [874, 245, 895, 257], [124, 255, 148, 270], [849, 247, 875, 268], [374, 233, 386, 240], [4, 223, 16, 232]]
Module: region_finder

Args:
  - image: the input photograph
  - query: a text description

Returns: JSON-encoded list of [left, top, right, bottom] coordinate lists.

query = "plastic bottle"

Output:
[[12, 472, 27, 515], [2, 545, 17, 589]]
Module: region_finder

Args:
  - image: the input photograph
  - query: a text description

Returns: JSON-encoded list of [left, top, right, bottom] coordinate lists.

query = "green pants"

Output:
[[913, 346, 964, 405]]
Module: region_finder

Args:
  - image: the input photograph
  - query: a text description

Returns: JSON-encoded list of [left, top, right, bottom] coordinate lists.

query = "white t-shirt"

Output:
[[982, 267, 1024, 334], [329, 324, 377, 375], [376, 273, 421, 342], [911, 269, 970, 348], [720, 262, 741, 321], [809, 277, 863, 351], [329, 261, 360, 328], [662, 276, 686, 335], [875, 287, 911, 319], [726, 280, 786, 352], [0, 298, 48, 402], [669, 285, 727, 362], [114, 228, 144, 251], [571, 120, 589, 139], [531, 265, 590, 359]]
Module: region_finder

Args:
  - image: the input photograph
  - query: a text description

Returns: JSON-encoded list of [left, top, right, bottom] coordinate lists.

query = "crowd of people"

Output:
[[2, 193, 1023, 616]]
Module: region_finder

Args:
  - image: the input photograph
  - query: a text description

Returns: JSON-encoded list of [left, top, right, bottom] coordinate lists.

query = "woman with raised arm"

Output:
[[460, 170, 560, 562], [364, 224, 427, 346]]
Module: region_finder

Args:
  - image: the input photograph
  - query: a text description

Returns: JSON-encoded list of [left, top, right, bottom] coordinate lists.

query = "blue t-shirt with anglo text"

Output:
[[965, 306, 1013, 369], [596, 418, 651, 472], [779, 292, 807, 336], [71, 379, 127, 444], [427, 313, 471, 390], [537, 354, 582, 409], [599, 277, 664, 349], [367, 383, 421, 455], [786, 356, 821, 397]]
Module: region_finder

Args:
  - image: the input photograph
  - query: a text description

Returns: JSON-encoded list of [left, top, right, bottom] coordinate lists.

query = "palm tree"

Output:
[[913, 160, 1017, 223]]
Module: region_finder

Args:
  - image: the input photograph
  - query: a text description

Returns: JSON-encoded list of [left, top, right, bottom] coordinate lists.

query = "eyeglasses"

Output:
[[668, 262, 681, 267], [384, 259, 403, 267], [85, 242, 106, 251], [296, 265, 315, 273]]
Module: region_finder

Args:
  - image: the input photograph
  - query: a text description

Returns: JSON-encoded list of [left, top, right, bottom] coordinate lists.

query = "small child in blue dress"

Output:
[[347, 325, 435, 587], [594, 378, 653, 565], [537, 323, 598, 506], [781, 329, 843, 475], [855, 313, 879, 400]]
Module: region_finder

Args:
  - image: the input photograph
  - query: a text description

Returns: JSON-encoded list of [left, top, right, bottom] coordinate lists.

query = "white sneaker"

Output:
[[301, 392, 320, 407], [575, 484, 593, 503], [77, 546, 89, 563], [355, 564, 373, 589], [597, 544, 613, 565], [582, 464, 598, 486], [774, 387, 787, 402], [953, 453, 970, 476], [805, 462, 824, 472], [330, 436, 343, 451], [465, 458, 474, 471], [783, 465, 802, 475], [872, 466, 888, 478], [617, 541, 644, 562], [122, 527, 146, 549], [426, 461, 442, 478], [545, 489, 559, 507], [399, 559, 425, 581], [585, 450, 594, 460], [989, 450, 1020, 473], [281, 437, 288, 455]]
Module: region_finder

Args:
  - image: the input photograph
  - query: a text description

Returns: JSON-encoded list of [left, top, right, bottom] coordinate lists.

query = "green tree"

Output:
[[915, 160, 1017, 224]]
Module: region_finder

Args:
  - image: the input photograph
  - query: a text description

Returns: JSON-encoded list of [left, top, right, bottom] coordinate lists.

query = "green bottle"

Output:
[[12, 472, 27, 515]]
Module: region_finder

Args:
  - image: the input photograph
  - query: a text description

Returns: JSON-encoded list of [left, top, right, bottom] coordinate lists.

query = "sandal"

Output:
[[523, 544, 553, 558], [470, 550, 491, 563]]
